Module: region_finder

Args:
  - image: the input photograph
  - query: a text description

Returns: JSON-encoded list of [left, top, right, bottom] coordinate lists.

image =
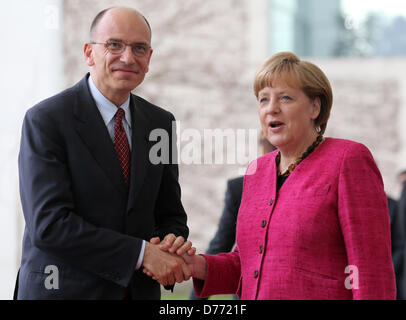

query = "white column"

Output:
[[248, 0, 270, 68], [0, 0, 63, 299]]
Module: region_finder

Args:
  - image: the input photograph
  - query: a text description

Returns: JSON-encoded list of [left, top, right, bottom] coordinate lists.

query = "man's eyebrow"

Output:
[[106, 38, 124, 42], [107, 38, 149, 46]]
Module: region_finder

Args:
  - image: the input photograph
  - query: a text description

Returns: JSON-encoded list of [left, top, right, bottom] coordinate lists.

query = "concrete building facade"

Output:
[[1, 0, 406, 299]]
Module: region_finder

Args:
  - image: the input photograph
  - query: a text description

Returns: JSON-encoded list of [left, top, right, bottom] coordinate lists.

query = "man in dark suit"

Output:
[[394, 171, 406, 300], [204, 177, 244, 257], [189, 134, 275, 300], [15, 7, 191, 300], [388, 194, 404, 299]]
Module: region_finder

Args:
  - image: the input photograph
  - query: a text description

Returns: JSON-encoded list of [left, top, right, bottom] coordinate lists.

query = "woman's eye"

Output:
[[259, 97, 268, 104], [281, 95, 292, 101]]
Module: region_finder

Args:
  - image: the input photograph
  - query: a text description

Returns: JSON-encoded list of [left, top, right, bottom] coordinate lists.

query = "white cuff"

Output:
[[135, 240, 146, 270]]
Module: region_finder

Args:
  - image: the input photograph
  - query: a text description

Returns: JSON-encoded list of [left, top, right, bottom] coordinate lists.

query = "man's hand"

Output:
[[142, 241, 193, 286], [145, 234, 207, 281], [156, 233, 195, 256], [158, 234, 206, 280]]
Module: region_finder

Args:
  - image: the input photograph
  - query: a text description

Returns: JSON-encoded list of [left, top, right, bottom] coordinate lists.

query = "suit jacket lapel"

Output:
[[73, 74, 128, 196], [127, 95, 152, 212]]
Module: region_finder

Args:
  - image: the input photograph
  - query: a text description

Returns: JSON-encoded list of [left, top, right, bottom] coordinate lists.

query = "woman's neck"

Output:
[[278, 132, 320, 173]]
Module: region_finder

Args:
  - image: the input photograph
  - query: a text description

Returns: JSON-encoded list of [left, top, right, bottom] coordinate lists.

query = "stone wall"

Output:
[[63, 1, 406, 256], [1, 0, 404, 300], [318, 58, 406, 199], [63, 0, 264, 252]]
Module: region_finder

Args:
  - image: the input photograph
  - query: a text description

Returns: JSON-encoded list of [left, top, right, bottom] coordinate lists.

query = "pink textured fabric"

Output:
[[194, 138, 396, 300]]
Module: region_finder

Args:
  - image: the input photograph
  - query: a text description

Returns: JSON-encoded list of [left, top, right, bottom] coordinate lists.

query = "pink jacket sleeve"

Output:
[[193, 247, 241, 298], [338, 143, 396, 299]]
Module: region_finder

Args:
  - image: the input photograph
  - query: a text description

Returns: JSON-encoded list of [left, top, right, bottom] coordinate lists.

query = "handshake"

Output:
[[141, 234, 206, 286]]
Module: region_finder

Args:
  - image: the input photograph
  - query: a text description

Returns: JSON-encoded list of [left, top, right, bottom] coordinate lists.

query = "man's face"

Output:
[[85, 9, 153, 101]]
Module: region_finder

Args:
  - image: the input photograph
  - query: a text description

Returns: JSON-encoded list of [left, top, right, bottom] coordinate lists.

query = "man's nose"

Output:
[[120, 46, 136, 64]]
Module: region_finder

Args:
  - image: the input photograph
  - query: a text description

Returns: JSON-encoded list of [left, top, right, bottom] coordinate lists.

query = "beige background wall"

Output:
[[1, 0, 406, 299], [63, 0, 406, 252], [63, 0, 268, 252]]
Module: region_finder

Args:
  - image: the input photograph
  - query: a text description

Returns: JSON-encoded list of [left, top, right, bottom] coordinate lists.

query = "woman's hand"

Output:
[[143, 234, 207, 281]]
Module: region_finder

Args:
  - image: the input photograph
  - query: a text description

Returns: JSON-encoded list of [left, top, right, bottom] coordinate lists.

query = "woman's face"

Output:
[[257, 78, 321, 155]]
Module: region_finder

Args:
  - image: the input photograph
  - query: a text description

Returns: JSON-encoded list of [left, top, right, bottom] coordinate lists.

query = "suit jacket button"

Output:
[[259, 245, 263, 254], [261, 220, 267, 228], [269, 198, 274, 206], [254, 270, 259, 278]]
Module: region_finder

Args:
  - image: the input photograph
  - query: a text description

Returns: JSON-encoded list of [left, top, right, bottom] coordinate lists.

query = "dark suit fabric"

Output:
[[16, 74, 188, 299], [206, 177, 243, 255], [395, 180, 406, 300], [388, 196, 405, 299], [190, 176, 243, 300]]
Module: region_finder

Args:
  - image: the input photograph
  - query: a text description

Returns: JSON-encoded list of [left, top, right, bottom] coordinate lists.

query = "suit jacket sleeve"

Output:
[[193, 247, 241, 298], [19, 107, 141, 288], [337, 143, 396, 299], [206, 177, 242, 254]]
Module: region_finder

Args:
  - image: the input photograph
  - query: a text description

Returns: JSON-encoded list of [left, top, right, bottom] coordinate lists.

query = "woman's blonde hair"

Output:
[[254, 52, 333, 135]]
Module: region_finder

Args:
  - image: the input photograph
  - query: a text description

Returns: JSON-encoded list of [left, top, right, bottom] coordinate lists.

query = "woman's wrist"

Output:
[[192, 254, 207, 280]]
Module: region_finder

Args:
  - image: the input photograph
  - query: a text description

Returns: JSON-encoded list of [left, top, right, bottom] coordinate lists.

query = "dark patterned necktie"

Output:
[[114, 108, 131, 186]]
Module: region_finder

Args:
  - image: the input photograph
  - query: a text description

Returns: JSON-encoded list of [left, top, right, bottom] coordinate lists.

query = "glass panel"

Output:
[[269, 0, 406, 57]]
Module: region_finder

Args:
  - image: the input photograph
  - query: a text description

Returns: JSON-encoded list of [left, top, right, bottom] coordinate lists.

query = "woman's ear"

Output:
[[311, 97, 321, 120]]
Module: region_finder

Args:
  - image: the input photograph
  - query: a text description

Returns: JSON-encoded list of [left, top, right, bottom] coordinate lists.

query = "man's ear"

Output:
[[84, 43, 95, 66], [311, 96, 321, 120], [144, 48, 153, 73]]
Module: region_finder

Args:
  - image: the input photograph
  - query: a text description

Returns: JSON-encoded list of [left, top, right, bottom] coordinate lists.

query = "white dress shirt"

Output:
[[88, 75, 145, 270]]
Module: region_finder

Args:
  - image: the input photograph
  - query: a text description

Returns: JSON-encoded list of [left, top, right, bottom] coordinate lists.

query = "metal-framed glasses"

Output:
[[91, 40, 151, 57]]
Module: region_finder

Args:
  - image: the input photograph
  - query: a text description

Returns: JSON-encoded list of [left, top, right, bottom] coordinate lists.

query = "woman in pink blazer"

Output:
[[146, 52, 396, 299]]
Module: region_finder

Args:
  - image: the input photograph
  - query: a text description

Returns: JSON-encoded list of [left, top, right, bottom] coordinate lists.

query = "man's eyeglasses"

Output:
[[91, 40, 151, 57]]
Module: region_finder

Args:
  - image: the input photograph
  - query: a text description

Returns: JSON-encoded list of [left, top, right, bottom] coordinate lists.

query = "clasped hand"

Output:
[[142, 234, 196, 286]]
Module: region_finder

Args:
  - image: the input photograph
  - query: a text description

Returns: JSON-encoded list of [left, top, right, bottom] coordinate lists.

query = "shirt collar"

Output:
[[88, 75, 131, 128]]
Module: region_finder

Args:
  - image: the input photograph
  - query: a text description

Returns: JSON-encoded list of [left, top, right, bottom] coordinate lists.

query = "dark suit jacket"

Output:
[[394, 180, 406, 300], [388, 196, 405, 299], [16, 74, 188, 300], [190, 176, 243, 300], [206, 176, 243, 255]]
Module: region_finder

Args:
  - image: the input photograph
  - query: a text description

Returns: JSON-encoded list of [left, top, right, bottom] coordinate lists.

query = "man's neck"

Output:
[[90, 75, 130, 107]]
